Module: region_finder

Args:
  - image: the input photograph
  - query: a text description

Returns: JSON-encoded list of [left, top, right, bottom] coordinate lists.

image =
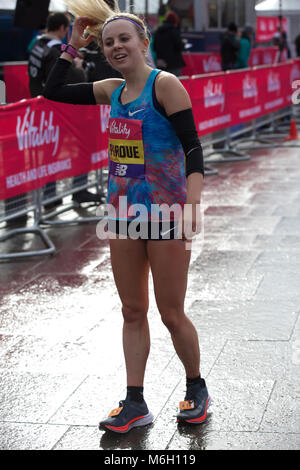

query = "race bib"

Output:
[[108, 118, 145, 178]]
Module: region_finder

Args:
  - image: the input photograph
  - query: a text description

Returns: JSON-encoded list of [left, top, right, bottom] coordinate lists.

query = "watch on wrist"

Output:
[[61, 43, 78, 58]]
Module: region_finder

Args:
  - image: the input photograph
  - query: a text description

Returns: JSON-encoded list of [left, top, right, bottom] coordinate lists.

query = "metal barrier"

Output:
[[230, 107, 300, 151], [1, 62, 300, 260], [0, 82, 56, 260], [0, 190, 56, 260], [38, 169, 106, 226], [202, 127, 251, 165]]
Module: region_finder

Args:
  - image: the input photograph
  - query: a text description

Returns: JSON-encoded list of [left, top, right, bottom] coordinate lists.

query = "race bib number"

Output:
[[108, 118, 145, 178]]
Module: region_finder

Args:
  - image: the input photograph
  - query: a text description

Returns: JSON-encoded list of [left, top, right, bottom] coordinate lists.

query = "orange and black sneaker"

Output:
[[99, 398, 154, 434], [177, 379, 211, 424]]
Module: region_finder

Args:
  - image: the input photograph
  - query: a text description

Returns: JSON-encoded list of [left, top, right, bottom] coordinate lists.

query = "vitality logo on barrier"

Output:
[[202, 56, 221, 73], [204, 80, 225, 111], [243, 75, 258, 102], [16, 106, 60, 156], [100, 104, 111, 133], [267, 71, 281, 93]]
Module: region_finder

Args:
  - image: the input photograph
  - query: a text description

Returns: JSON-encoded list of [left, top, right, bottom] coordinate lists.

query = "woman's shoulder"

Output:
[[155, 70, 181, 88], [155, 71, 191, 115]]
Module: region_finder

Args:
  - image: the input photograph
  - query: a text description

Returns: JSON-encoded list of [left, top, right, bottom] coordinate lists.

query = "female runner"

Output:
[[44, 0, 211, 434]]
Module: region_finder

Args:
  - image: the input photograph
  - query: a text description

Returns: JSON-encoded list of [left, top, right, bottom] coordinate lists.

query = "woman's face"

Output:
[[102, 19, 148, 72]]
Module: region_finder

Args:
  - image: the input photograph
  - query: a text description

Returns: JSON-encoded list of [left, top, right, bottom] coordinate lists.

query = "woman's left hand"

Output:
[[180, 201, 202, 241], [180, 172, 203, 241]]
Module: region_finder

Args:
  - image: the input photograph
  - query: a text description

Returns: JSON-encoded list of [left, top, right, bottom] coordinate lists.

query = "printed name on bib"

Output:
[[108, 118, 145, 179]]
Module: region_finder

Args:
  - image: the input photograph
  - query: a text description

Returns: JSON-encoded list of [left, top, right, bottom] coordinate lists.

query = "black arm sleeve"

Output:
[[168, 108, 204, 177], [43, 58, 96, 105]]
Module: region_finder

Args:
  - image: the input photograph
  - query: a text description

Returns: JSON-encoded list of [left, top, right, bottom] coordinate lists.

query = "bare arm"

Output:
[[156, 72, 204, 239], [44, 16, 123, 105], [155, 72, 204, 204]]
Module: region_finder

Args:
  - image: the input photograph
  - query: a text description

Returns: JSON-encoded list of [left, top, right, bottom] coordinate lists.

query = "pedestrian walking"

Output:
[[43, 0, 210, 434]]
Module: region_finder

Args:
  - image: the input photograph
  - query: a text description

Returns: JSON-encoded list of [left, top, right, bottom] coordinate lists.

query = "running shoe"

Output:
[[177, 379, 211, 424], [99, 398, 154, 433]]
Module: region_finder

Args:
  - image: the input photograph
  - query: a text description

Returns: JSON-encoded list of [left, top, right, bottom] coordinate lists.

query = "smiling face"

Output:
[[102, 19, 149, 73]]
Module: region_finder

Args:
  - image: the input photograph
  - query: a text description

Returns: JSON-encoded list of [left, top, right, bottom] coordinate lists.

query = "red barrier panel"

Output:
[[3, 63, 31, 103], [182, 52, 222, 76], [256, 17, 288, 43], [182, 47, 280, 76], [0, 97, 109, 200], [190, 60, 300, 136], [227, 68, 264, 125], [1, 61, 300, 200], [0, 48, 285, 104], [189, 72, 232, 136]]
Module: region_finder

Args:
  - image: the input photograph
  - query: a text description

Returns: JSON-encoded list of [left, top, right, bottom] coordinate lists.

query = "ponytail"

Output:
[[65, 0, 148, 49], [65, 0, 120, 37]]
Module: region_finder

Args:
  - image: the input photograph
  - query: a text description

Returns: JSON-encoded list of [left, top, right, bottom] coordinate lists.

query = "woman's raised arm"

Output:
[[43, 16, 122, 105]]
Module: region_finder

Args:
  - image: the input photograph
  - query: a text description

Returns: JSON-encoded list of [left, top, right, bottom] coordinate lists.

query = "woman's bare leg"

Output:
[[109, 238, 150, 386], [147, 240, 200, 378]]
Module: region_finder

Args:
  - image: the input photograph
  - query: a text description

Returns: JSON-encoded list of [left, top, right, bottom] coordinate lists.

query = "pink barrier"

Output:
[[0, 47, 283, 104], [183, 59, 300, 136], [3, 63, 31, 102], [182, 47, 279, 76], [0, 97, 109, 200], [1, 60, 300, 200]]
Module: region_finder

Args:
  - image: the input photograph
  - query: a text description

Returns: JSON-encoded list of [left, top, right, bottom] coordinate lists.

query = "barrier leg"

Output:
[[231, 113, 300, 151], [204, 165, 219, 176], [204, 128, 251, 164], [38, 171, 106, 226], [0, 190, 56, 260]]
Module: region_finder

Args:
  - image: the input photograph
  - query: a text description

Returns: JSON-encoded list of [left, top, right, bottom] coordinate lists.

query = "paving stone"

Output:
[[1, 144, 299, 450], [274, 217, 300, 234], [255, 272, 300, 300], [192, 250, 259, 277], [260, 379, 300, 434], [168, 430, 300, 450], [0, 422, 69, 450], [189, 300, 299, 341], [0, 372, 86, 423], [208, 340, 299, 382]]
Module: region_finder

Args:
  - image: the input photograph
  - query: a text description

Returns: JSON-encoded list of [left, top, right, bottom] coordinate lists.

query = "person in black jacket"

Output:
[[220, 22, 240, 71], [153, 11, 185, 77], [28, 13, 86, 97], [295, 33, 300, 57], [28, 12, 103, 206]]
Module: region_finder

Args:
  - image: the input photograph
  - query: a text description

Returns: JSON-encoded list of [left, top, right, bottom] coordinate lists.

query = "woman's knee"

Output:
[[122, 303, 148, 324], [160, 307, 184, 333]]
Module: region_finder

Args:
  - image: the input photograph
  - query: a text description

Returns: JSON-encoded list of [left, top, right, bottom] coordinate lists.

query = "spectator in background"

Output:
[[220, 22, 240, 71], [158, 2, 167, 24], [273, 25, 291, 62], [153, 11, 185, 77], [79, 38, 122, 81], [28, 12, 103, 206], [295, 33, 300, 57], [236, 27, 252, 69]]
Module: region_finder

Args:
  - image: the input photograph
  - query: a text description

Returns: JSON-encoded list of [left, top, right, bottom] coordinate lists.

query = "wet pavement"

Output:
[[0, 143, 300, 450]]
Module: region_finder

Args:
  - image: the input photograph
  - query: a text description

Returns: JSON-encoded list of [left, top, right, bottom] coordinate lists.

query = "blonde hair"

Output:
[[65, 0, 148, 49]]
